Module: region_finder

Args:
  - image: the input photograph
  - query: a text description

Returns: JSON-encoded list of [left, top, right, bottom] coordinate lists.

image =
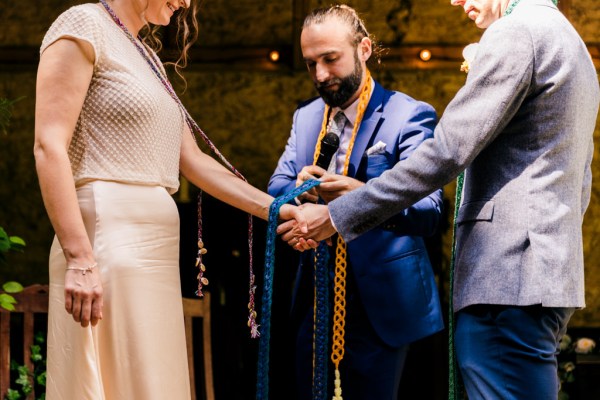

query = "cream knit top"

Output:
[[40, 3, 184, 194]]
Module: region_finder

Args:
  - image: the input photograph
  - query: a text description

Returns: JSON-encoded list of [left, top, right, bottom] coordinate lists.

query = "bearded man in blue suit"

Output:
[[268, 5, 444, 399]]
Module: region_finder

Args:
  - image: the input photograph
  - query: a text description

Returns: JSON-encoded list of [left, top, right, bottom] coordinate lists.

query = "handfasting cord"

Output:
[[312, 242, 330, 400], [448, 172, 464, 400], [99, 0, 259, 334], [309, 71, 372, 400], [255, 178, 322, 400]]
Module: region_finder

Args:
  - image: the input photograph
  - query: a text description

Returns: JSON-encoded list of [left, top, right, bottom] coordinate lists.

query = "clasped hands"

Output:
[[278, 165, 364, 251]]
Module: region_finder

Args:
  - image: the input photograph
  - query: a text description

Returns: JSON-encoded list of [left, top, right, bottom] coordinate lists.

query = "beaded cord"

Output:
[[98, 0, 259, 334], [255, 178, 322, 400], [310, 70, 373, 400]]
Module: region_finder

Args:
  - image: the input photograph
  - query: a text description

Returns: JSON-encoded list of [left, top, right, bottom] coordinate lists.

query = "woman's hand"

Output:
[[278, 203, 308, 235], [64, 262, 103, 327]]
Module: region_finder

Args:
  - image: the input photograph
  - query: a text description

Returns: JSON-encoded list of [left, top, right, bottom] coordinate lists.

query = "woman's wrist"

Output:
[[66, 262, 97, 275]]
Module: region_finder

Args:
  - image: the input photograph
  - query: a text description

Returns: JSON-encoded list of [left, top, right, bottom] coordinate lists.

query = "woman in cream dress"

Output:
[[34, 0, 304, 398]]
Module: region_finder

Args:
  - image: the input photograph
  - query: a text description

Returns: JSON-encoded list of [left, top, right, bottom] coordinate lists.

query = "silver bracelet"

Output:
[[66, 262, 97, 275]]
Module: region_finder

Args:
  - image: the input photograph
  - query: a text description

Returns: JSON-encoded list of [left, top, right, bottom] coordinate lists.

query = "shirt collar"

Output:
[[331, 77, 375, 128]]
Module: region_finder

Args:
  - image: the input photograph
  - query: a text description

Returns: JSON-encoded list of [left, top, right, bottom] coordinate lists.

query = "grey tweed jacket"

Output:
[[329, 0, 599, 311]]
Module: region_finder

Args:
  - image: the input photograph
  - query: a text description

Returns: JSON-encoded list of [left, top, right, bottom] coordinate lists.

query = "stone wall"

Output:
[[1, 0, 599, 330]]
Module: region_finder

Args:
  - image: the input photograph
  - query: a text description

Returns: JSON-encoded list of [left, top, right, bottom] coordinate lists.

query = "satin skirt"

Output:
[[46, 181, 191, 400]]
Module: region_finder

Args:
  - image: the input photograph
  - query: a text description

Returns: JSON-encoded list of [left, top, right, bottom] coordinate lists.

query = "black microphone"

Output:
[[315, 131, 340, 172]]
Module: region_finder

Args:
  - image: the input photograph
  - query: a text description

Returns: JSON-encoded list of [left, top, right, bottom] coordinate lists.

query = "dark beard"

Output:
[[315, 54, 363, 108]]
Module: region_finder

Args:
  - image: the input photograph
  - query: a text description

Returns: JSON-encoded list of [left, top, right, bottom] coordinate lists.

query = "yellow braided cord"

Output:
[[308, 70, 372, 399], [330, 237, 346, 400], [340, 71, 372, 176], [313, 104, 332, 165], [330, 235, 347, 362], [331, 70, 372, 400]]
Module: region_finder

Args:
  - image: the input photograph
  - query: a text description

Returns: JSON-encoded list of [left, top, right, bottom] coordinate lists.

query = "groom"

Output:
[[281, 0, 600, 398]]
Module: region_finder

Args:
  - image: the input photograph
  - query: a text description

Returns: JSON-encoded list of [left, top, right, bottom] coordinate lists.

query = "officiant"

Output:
[[268, 5, 444, 399]]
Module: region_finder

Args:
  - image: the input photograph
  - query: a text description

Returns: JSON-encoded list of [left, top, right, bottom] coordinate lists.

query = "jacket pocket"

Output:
[[365, 154, 391, 178], [456, 200, 494, 224]]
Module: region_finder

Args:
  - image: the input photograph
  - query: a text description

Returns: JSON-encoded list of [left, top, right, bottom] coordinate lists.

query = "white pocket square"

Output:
[[366, 140, 387, 156]]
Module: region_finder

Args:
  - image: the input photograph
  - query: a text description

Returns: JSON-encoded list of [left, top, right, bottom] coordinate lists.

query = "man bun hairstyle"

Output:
[[302, 4, 385, 65]]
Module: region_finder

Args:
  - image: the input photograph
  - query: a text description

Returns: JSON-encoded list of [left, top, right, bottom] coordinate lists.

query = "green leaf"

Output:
[[0, 293, 17, 311], [36, 371, 47, 386], [35, 332, 46, 344], [16, 365, 29, 376], [15, 375, 29, 386], [0, 293, 17, 303], [5, 388, 22, 400], [8, 237, 26, 253], [3, 281, 24, 293], [22, 385, 33, 395], [0, 228, 10, 253], [0, 302, 16, 311], [9, 236, 26, 247]]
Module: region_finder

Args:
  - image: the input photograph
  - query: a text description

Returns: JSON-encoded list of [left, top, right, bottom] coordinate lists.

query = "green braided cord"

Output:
[[448, 172, 464, 400], [312, 242, 330, 400], [505, 0, 557, 18], [256, 178, 321, 400]]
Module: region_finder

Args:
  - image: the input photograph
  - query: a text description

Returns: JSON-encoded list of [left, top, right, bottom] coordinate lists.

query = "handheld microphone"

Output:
[[315, 132, 340, 171]]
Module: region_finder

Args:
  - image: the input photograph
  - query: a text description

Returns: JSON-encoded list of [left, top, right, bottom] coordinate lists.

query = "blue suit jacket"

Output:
[[268, 81, 444, 346]]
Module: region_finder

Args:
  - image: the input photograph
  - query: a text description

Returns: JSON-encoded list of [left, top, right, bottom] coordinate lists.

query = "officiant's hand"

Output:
[[295, 165, 322, 203], [313, 172, 364, 203]]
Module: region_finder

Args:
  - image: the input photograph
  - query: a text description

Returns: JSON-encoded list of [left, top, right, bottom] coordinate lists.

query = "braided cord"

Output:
[[312, 243, 330, 400], [330, 236, 347, 399], [255, 178, 322, 400], [310, 106, 330, 397], [448, 172, 464, 400], [313, 105, 332, 164], [307, 71, 372, 400], [330, 72, 372, 400]]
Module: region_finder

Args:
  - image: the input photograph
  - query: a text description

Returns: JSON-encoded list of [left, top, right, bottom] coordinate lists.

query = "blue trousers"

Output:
[[455, 305, 574, 400]]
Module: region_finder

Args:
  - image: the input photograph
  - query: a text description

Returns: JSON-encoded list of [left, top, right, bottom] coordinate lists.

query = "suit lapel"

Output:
[[301, 102, 327, 167], [347, 82, 385, 177]]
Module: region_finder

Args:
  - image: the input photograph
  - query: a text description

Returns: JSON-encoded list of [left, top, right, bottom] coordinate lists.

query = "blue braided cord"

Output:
[[312, 242, 330, 400], [256, 178, 321, 400]]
